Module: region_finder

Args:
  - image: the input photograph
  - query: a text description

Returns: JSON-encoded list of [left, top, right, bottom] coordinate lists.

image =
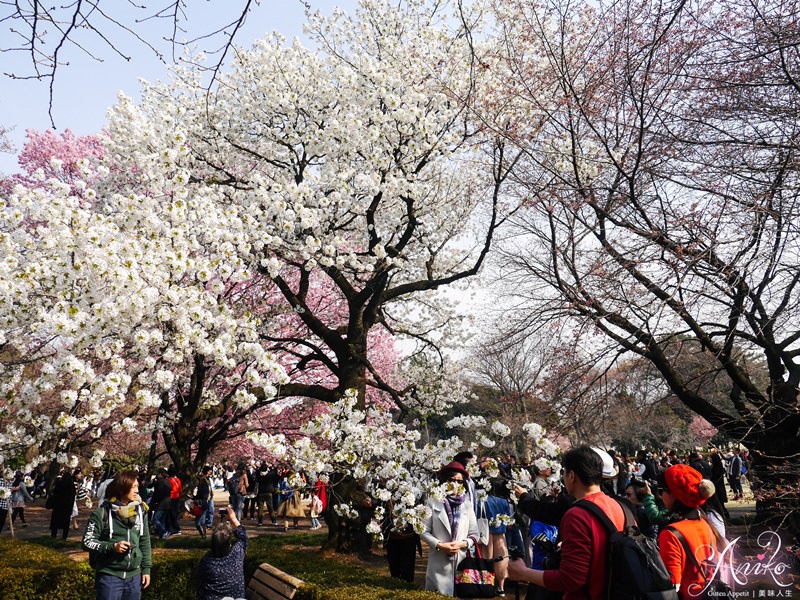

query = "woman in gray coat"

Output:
[[421, 461, 481, 596]]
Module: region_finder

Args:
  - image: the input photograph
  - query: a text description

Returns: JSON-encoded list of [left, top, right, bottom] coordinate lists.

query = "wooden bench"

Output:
[[246, 562, 304, 600]]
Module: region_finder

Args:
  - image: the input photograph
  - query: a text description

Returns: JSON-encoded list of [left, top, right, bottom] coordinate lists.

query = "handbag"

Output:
[[454, 537, 496, 598], [476, 501, 490, 546], [186, 499, 203, 517]]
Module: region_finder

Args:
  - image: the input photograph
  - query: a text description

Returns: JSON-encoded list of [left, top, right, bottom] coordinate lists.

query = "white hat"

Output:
[[592, 447, 619, 479]]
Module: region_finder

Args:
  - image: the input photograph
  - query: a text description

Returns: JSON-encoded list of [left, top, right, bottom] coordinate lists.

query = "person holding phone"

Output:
[[197, 505, 248, 600], [82, 470, 152, 600]]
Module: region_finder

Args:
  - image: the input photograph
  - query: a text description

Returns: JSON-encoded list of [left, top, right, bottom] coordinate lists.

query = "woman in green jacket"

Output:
[[82, 470, 152, 600]]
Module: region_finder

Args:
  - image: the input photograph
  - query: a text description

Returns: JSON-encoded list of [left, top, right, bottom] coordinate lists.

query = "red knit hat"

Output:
[[438, 461, 470, 481], [664, 464, 715, 508]]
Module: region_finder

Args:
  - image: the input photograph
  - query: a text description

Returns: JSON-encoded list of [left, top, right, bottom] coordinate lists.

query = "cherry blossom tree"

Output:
[[99, 0, 517, 412], [1, 1, 597, 551], [688, 416, 718, 447], [1, 0, 521, 501], [0, 131, 407, 477], [1, 126, 306, 477], [490, 0, 800, 527], [0, 129, 104, 196]]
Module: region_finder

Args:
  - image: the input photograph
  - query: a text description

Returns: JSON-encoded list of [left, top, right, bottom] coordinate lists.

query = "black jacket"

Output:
[[689, 458, 712, 480], [150, 477, 172, 512], [257, 468, 279, 495], [516, 491, 572, 526]]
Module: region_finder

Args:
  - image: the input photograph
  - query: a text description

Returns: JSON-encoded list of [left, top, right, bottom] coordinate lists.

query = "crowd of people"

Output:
[[76, 461, 322, 600], [411, 446, 750, 600], [0, 459, 331, 600], [0, 445, 755, 600]]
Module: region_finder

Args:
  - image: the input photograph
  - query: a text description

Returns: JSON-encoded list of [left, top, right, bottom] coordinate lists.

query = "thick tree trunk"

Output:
[[747, 432, 800, 533], [322, 474, 354, 553], [321, 474, 375, 556]]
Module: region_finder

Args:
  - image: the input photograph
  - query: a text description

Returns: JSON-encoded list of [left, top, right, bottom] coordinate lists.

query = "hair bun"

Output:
[[698, 479, 715, 500]]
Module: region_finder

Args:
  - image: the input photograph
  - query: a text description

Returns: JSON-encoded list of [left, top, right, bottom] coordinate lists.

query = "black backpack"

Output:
[[227, 474, 240, 496], [85, 504, 109, 569], [574, 498, 678, 600]]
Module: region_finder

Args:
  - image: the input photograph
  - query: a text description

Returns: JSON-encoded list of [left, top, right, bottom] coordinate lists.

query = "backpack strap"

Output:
[[573, 496, 632, 534], [664, 525, 711, 582], [102, 503, 111, 540]]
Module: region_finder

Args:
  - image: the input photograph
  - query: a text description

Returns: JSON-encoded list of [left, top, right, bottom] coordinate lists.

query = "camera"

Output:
[[508, 545, 525, 561], [219, 508, 227, 517], [532, 533, 561, 570], [531, 533, 556, 554]]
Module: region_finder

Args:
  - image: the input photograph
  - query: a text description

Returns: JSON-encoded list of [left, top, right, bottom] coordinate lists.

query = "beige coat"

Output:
[[277, 493, 305, 518]]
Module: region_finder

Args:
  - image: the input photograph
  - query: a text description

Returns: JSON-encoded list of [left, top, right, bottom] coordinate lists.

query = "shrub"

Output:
[[0, 532, 443, 600], [146, 549, 206, 600], [0, 538, 93, 599], [0, 538, 204, 600]]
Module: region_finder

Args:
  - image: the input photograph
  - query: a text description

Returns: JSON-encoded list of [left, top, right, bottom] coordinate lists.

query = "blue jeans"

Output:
[[195, 501, 210, 531], [152, 510, 169, 539], [231, 493, 244, 520], [205, 497, 215, 528], [96, 573, 142, 600]]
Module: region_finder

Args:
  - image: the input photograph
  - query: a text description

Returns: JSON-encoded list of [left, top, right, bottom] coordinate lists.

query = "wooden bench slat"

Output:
[[248, 572, 298, 599], [255, 562, 304, 589], [247, 562, 304, 600], [247, 577, 296, 600]]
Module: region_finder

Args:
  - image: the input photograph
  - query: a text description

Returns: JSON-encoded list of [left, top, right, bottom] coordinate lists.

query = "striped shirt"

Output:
[[0, 479, 11, 510]]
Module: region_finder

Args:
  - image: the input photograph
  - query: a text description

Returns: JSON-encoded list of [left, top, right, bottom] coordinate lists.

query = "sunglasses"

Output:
[[449, 477, 465, 483]]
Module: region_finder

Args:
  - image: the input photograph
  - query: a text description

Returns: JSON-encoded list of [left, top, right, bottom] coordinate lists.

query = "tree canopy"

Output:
[[490, 0, 800, 508]]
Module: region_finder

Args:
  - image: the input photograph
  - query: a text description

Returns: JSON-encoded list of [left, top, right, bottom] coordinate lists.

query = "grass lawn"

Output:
[[0, 532, 444, 600]]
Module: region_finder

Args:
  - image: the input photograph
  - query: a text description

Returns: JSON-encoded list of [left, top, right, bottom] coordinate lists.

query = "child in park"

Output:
[[310, 490, 323, 530]]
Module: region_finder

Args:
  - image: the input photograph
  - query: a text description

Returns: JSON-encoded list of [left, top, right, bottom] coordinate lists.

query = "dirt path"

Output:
[[1, 489, 326, 549]]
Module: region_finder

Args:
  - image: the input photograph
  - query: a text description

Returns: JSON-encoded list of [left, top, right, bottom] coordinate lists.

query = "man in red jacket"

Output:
[[508, 446, 625, 600], [167, 465, 183, 535]]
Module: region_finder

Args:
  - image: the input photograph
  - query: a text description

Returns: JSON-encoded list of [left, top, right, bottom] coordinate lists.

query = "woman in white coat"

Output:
[[421, 461, 481, 596]]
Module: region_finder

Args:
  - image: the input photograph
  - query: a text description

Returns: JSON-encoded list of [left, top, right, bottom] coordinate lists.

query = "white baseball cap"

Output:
[[592, 447, 619, 479]]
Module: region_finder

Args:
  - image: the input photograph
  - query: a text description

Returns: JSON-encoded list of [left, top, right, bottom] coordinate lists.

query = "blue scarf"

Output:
[[443, 494, 467, 541]]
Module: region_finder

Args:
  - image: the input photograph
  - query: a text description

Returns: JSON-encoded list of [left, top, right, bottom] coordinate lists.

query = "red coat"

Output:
[[315, 480, 328, 512], [169, 476, 183, 500]]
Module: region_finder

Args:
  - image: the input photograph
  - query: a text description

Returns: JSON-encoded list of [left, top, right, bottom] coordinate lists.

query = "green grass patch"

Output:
[[0, 533, 441, 600]]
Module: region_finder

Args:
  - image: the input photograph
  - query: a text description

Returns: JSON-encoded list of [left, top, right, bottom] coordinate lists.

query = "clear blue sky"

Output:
[[0, 0, 357, 174]]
